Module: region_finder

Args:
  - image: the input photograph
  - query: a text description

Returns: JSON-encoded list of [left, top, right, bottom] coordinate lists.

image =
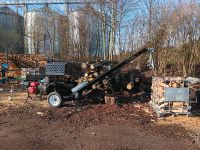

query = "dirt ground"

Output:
[[0, 90, 200, 150]]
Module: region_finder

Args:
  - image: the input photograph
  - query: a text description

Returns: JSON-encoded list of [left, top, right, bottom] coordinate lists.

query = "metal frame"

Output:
[[45, 62, 66, 76], [150, 78, 192, 117], [0, 0, 100, 5]]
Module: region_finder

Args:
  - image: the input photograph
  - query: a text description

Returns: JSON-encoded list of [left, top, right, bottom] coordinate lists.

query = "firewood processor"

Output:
[[40, 47, 155, 107]]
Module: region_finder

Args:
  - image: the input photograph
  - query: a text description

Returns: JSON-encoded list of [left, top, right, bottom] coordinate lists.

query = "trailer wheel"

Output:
[[48, 92, 62, 108]]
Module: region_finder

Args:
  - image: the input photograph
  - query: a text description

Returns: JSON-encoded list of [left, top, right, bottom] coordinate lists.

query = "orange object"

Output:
[[6, 63, 21, 77]]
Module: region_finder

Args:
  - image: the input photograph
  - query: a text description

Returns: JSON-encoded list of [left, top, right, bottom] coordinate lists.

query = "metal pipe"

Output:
[[0, 0, 104, 6]]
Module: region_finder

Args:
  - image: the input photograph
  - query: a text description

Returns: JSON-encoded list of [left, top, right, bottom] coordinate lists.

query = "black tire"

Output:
[[47, 92, 62, 108]]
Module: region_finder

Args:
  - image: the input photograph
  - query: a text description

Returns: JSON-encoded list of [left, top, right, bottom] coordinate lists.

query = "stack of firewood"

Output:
[[186, 77, 200, 102], [151, 77, 186, 102], [8, 54, 47, 68], [78, 61, 112, 91], [195, 65, 200, 77], [0, 53, 4, 61], [0, 54, 21, 78], [79, 61, 145, 93], [5, 63, 21, 78], [150, 77, 200, 116], [8, 54, 83, 78], [79, 61, 110, 83]]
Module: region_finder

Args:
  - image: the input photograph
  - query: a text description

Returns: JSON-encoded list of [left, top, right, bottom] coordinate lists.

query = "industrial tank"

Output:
[[0, 6, 24, 54], [24, 8, 61, 55], [68, 10, 107, 58]]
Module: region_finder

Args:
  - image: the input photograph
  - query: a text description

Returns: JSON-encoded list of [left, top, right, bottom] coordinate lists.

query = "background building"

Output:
[[0, 6, 24, 54], [68, 9, 109, 59], [24, 7, 62, 55]]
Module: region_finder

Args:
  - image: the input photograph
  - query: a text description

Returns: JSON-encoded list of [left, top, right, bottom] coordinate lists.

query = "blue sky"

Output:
[[2, 0, 193, 17]]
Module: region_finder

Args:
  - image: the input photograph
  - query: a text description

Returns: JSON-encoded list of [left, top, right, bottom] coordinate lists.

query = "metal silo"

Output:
[[24, 7, 61, 55], [68, 9, 107, 59], [0, 6, 24, 54]]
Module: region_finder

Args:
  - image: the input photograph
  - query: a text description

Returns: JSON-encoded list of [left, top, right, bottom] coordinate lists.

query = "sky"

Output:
[[1, 0, 198, 52], [1, 0, 195, 16]]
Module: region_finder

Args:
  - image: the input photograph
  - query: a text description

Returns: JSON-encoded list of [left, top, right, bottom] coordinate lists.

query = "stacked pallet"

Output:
[[150, 77, 193, 117]]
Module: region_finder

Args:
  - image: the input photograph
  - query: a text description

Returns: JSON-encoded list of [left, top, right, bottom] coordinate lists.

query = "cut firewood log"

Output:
[[92, 84, 97, 89], [93, 72, 99, 77], [102, 79, 109, 85], [90, 61, 108, 70], [105, 95, 116, 105], [127, 82, 134, 90], [81, 63, 88, 69], [84, 73, 89, 77]]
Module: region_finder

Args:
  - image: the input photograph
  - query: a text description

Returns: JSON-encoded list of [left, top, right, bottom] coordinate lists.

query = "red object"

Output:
[[28, 87, 37, 93], [30, 82, 39, 87]]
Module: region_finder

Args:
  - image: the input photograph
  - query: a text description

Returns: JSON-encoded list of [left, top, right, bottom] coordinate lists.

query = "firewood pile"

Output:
[[0, 53, 5, 67], [0, 54, 21, 78], [0, 54, 3, 73], [0, 53, 4, 60], [195, 65, 200, 77], [78, 61, 111, 91], [7, 54, 82, 78], [150, 77, 200, 117], [151, 77, 185, 102], [80, 61, 110, 82], [64, 62, 82, 78], [8, 54, 47, 68], [77, 61, 145, 95], [186, 77, 200, 103], [5, 63, 21, 78]]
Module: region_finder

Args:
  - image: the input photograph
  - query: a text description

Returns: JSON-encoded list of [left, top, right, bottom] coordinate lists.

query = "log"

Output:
[[90, 61, 107, 70], [92, 84, 97, 89], [81, 63, 88, 69], [127, 82, 134, 90], [102, 79, 109, 85], [93, 72, 99, 77], [105, 95, 116, 105]]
